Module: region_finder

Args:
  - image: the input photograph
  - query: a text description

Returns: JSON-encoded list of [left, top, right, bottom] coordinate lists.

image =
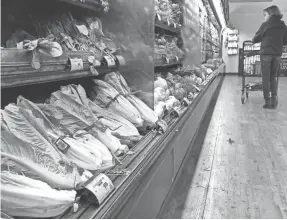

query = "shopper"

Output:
[[252, 5, 287, 109]]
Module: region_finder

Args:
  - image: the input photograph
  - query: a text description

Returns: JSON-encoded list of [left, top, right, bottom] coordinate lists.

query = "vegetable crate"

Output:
[[241, 41, 263, 104]]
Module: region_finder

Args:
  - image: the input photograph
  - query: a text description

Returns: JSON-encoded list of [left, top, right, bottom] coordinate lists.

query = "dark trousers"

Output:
[[260, 55, 281, 100]]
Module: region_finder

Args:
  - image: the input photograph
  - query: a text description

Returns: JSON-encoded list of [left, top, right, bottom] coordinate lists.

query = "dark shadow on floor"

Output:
[[157, 76, 225, 219]]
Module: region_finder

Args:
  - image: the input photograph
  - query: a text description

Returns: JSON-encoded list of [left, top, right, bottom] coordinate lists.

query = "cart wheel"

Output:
[[241, 95, 245, 104]]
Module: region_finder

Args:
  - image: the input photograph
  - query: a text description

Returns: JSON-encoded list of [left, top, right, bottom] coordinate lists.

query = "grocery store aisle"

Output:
[[159, 76, 287, 219]]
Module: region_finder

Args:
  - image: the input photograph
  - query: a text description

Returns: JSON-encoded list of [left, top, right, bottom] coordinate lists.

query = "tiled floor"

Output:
[[160, 76, 287, 219]]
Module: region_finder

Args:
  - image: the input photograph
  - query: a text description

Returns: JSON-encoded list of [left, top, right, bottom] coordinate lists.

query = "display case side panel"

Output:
[[125, 150, 174, 219], [173, 74, 221, 178], [99, 0, 155, 108]]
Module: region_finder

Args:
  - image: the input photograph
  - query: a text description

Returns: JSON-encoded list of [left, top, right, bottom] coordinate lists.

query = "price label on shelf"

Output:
[[171, 107, 180, 117], [156, 120, 168, 133], [182, 97, 191, 106], [115, 55, 126, 66], [90, 66, 99, 76], [93, 59, 101, 67], [103, 56, 116, 67], [167, 20, 171, 26], [105, 169, 131, 176], [164, 57, 170, 64], [85, 173, 114, 205], [69, 58, 84, 71]]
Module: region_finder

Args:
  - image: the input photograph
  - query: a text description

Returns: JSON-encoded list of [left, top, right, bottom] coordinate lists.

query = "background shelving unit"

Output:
[[199, 0, 221, 63], [154, 0, 184, 69]]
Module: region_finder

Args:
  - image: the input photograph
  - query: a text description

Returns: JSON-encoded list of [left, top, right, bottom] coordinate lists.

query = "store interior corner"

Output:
[[1, 0, 287, 219]]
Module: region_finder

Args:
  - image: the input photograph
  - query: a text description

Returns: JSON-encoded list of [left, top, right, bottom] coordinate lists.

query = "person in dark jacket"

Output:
[[252, 5, 287, 109]]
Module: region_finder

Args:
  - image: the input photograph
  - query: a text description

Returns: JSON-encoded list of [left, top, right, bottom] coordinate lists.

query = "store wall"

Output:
[[223, 0, 287, 73]]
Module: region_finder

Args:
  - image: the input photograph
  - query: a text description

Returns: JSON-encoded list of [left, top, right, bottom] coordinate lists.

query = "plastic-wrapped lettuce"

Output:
[[45, 90, 129, 155], [16, 97, 108, 171], [1, 107, 85, 190], [59, 84, 142, 147], [91, 79, 144, 127], [61, 84, 140, 137], [104, 72, 158, 127], [1, 171, 76, 218]]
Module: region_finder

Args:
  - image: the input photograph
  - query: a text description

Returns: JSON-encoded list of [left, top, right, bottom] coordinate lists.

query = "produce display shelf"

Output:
[[57, 0, 104, 12], [1, 68, 112, 89], [62, 67, 223, 219], [0, 49, 126, 89], [207, 0, 222, 30], [155, 21, 181, 34], [201, 0, 221, 31], [62, 114, 182, 219], [154, 59, 183, 68]]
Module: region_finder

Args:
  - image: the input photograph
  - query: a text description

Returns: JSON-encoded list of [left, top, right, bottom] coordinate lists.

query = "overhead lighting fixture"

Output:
[[230, 0, 273, 2]]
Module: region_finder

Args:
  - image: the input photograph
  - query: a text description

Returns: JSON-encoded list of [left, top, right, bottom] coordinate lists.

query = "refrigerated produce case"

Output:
[[1, 0, 225, 218]]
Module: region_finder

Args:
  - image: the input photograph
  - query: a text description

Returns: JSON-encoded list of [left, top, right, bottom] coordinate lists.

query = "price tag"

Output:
[[105, 170, 131, 176], [173, 22, 177, 29], [103, 56, 116, 67], [171, 107, 180, 117], [84, 121, 108, 133], [88, 56, 95, 64], [182, 97, 191, 106], [85, 173, 114, 205], [94, 123, 108, 133], [167, 20, 171, 26], [69, 58, 84, 71], [90, 66, 99, 76], [55, 138, 70, 154], [193, 85, 200, 92], [115, 55, 126, 66], [164, 57, 170, 64], [17, 41, 24, 49], [156, 119, 168, 133], [93, 59, 101, 67]]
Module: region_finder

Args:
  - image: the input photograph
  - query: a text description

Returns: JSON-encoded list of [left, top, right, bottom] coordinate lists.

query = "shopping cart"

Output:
[[241, 41, 280, 104], [241, 41, 261, 103]]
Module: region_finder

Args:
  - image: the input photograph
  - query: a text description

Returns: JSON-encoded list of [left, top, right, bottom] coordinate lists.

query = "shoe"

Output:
[[263, 99, 271, 109], [271, 96, 278, 109]]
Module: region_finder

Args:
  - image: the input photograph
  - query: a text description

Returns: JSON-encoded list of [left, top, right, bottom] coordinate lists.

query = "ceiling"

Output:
[[229, 0, 272, 2], [229, 0, 287, 13]]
